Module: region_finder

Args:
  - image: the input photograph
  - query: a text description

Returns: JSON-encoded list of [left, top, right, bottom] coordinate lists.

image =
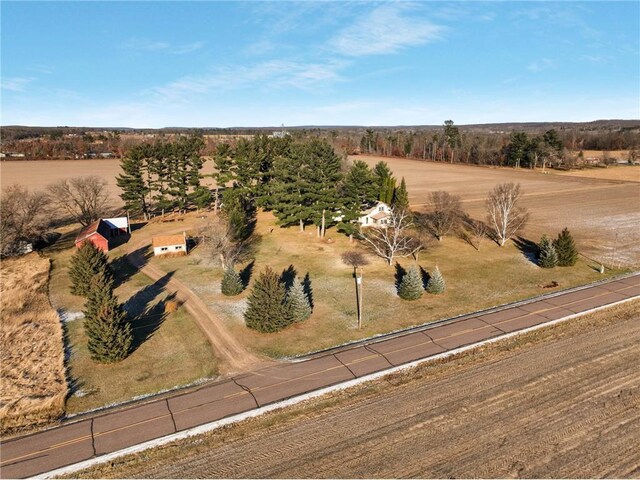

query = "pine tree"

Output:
[[244, 267, 289, 333], [554, 228, 578, 266], [83, 271, 132, 363], [426, 266, 445, 294], [372, 161, 396, 204], [116, 145, 151, 218], [398, 265, 423, 300], [393, 177, 410, 212], [221, 265, 244, 296], [68, 242, 112, 297], [285, 276, 312, 322], [538, 234, 558, 268]]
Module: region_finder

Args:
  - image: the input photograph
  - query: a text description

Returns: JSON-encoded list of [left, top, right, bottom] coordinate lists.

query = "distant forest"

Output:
[[1, 120, 639, 166]]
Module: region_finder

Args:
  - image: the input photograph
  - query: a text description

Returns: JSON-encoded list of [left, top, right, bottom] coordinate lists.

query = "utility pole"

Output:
[[355, 267, 363, 329]]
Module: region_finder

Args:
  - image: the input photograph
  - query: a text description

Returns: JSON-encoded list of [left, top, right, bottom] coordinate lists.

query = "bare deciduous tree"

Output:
[[459, 215, 488, 251], [198, 216, 256, 269], [485, 183, 529, 246], [423, 190, 463, 241], [341, 250, 369, 275], [359, 209, 422, 265], [47, 176, 111, 227], [0, 184, 50, 256]]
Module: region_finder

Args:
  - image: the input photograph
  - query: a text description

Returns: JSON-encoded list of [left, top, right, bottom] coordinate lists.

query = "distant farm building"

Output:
[[75, 217, 130, 252], [152, 233, 188, 257], [359, 202, 391, 227]]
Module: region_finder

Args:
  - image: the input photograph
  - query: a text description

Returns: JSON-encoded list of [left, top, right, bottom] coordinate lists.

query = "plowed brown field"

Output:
[[73, 302, 640, 479], [355, 155, 640, 266]]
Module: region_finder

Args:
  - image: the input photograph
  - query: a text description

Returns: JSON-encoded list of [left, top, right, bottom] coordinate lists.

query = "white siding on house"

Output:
[[153, 244, 186, 256]]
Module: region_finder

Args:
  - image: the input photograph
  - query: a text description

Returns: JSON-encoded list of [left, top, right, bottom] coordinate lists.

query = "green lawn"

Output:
[[45, 227, 218, 414], [152, 211, 627, 358]]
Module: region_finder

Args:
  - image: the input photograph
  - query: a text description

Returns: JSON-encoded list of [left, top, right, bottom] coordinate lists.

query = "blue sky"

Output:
[[1, 1, 639, 127]]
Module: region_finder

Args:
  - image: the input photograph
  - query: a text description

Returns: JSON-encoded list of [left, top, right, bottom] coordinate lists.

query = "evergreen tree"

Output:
[[398, 265, 423, 300], [426, 266, 446, 294], [83, 271, 132, 363], [285, 276, 312, 322], [372, 161, 395, 204], [116, 145, 151, 218], [538, 234, 558, 268], [221, 265, 244, 296], [244, 267, 289, 333], [393, 177, 410, 212], [68, 242, 112, 297], [554, 228, 578, 266], [222, 188, 256, 242], [337, 160, 378, 234]]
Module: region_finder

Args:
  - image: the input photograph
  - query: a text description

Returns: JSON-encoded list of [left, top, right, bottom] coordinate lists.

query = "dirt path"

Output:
[[109, 310, 640, 478], [126, 236, 265, 374]]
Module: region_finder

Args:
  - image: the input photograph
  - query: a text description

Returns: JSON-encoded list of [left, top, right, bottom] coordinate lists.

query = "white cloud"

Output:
[[330, 4, 444, 56], [1, 77, 35, 92], [527, 58, 556, 72], [122, 38, 204, 55], [151, 59, 346, 101]]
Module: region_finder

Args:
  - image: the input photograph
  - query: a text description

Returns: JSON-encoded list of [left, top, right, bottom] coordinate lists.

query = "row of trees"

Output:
[[210, 136, 410, 238], [117, 136, 210, 219]]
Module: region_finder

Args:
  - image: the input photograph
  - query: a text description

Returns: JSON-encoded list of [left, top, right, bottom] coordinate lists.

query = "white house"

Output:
[[359, 201, 391, 228], [152, 232, 188, 256]]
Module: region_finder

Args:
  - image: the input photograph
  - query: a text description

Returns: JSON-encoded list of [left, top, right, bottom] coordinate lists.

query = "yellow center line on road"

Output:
[[2, 283, 635, 467]]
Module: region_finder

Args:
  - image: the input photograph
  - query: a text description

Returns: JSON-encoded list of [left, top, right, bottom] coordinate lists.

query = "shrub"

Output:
[[221, 265, 244, 296], [538, 234, 558, 268], [426, 266, 445, 294], [554, 228, 578, 266], [244, 267, 289, 333], [398, 265, 423, 300], [285, 276, 312, 322]]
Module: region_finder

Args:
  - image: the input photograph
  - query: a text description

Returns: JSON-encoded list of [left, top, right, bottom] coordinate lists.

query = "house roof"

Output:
[[104, 217, 129, 229], [370, 211, 389, 221], [152, 234, 186, 248], [75, 219, 110, 243], [362, 202, 390, 216]]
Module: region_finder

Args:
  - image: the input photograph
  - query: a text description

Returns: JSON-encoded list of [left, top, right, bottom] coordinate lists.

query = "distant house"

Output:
[[359, 202, 391, 228], [152, 233, 188, 256], [75, 217, 130, 252]]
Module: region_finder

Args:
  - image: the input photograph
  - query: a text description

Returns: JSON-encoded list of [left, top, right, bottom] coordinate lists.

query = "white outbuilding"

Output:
[[152, 232, 188, 256], [359, 201, 391, 227]]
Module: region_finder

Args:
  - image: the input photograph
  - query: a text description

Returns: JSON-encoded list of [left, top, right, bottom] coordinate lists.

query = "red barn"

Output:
[[75, 217, 131, 252], [75, 219, 112, 252]]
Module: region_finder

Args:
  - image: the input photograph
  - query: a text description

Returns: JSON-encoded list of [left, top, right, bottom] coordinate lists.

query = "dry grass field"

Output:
[[45, 226, 219, 414], [154, 210, 623, 358], [69, 301, 640, 479], [0, 159, 216, 200], [0, 254, 67, 435], [553, 164, 640, 182], [355, 155, 640, 267]]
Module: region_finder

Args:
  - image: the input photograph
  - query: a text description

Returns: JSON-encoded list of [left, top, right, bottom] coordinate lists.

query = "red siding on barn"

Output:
[[75, 233, 109, 252]]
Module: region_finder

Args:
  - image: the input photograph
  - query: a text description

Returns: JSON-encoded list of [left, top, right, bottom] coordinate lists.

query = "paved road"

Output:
[[1, 274, 638, 479]]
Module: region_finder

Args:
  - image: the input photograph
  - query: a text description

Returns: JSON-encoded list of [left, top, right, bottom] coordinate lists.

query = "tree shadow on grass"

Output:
[[280, 265, 297, 291], [303, 272, 314, 309], [239, 260, 255, 289], [394, 262, 407, 292], [129, 292, 177, 353], [124, 272, 176, 353], [420, 266, 431, 290], [512, 236, 539, 265], [111, 246, 153, 288]]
